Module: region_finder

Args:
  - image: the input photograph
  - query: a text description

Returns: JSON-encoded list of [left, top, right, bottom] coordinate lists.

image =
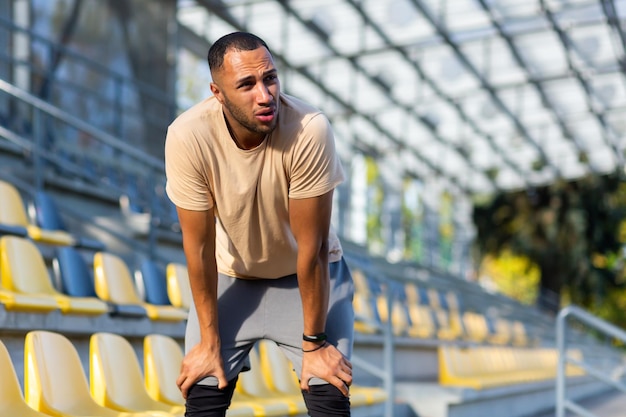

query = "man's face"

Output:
[[210, 47, 280, 146]]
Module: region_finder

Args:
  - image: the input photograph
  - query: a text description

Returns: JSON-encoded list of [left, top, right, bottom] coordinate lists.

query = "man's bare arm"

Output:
[[289, 190, 353, 396], [175, 206, 227, 398]]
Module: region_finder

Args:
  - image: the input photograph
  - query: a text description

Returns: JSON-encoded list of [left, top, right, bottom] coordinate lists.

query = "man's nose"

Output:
[[256, 82, 272, 103]]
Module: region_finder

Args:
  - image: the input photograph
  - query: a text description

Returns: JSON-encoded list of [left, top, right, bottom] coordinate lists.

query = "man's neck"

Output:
[[224, 117, 265, 150]]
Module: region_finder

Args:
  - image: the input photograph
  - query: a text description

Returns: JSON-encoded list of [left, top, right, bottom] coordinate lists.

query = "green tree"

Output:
[[473, 173, 626, 316]]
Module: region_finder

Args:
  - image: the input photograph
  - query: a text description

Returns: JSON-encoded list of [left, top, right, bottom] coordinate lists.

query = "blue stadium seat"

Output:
[[54, 247, 100, 298], [32, 190, 106, 251], [138, 259, 171, 306], [54, 246, 145, 318]]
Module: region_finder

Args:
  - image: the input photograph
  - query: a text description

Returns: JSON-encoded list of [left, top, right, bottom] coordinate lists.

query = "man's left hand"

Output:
[[300, 342, 353, 396]]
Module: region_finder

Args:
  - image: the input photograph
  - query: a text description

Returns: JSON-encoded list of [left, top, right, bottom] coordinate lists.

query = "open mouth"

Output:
[[256, 108, 275, 123]]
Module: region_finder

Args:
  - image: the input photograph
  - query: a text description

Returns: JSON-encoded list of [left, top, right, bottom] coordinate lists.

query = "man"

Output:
[[165, 32, 355, 416]]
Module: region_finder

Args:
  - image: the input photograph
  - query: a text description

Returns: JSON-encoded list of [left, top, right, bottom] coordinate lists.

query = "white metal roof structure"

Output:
[[176, 0, 626, 198]]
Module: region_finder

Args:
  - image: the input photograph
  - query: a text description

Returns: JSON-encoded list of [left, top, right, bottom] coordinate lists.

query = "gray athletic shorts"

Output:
[[185, 258, 355, 387]]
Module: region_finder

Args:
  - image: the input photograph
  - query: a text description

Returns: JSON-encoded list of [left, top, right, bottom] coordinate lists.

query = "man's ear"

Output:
[[210, 83, 224, 104]]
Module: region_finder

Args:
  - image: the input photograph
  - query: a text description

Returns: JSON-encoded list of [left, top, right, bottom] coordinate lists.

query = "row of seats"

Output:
[[0, 180, 84, 247], [0, 331, 387, 417], [0, 235, 189, 321], [350, 264, 531, 346], [51, 144, 180, 234], [0, 218, 529, 344], [438, 344, 586, 389], [0, 177, 189, 319], [1, 177, 530, 342]]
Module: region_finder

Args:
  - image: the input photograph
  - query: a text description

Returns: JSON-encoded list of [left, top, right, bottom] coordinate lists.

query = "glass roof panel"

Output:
[[441, 0, 492, 32], [515, 31, 569, 77], [461, 37, 528, 87], [363, 0, 437, 44], [489, 0, 543, 19], [568, 25, 618, 70], [542, 79, 589, 116], [177, 0, 626, 195]]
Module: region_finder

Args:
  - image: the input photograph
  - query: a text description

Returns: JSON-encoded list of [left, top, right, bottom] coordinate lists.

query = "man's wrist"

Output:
[[302, 332, 327, 344], [302, 340, 327, 353]]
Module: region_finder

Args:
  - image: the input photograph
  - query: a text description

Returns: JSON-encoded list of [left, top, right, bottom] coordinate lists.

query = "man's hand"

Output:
[[300, 342, 353, 396], [177, 341, 228, 399]]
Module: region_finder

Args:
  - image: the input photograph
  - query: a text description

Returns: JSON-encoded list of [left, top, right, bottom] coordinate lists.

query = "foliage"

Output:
[[365, 156, 384, 254], [478, 251, 540, 305], [472, 173, 626, 315]]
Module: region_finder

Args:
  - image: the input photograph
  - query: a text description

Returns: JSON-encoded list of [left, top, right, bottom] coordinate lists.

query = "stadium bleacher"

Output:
[[0, 164, 621, 416], [1, 25, 624, 416], [0, 170, 616, 416]]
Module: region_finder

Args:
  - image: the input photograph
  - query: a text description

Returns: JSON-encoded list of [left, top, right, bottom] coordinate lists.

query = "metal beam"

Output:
[[540, 0, 623, 170], [340, 0, 525, 189], [270, 0, 485, 193], [190, 0, 475, 194], [409, 0, 560, 180]]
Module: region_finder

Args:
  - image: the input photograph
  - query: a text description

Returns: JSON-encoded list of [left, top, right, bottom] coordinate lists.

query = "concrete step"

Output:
[[395, 378, 609, 417], [530, 389, 626, 417]]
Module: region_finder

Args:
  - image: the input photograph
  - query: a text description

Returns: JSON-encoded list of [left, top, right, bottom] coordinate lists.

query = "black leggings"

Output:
[[185, 380, 351, 417]]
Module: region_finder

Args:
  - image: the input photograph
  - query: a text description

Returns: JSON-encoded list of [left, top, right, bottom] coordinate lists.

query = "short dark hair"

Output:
[[208, 32, 270, 72]]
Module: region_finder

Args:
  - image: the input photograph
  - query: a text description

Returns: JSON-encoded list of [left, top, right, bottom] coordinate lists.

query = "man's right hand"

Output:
[[176, 341, 228, 399]]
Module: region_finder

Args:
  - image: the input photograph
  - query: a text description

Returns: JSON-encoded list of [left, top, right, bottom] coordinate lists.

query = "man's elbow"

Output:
[[299, 238, 330, 266]]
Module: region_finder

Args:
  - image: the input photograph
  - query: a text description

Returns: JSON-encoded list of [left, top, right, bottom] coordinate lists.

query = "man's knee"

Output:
[[302, 383, 351, 417], [185, 378, 238, 417]]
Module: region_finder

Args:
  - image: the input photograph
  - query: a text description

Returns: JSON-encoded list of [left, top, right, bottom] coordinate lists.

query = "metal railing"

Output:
[[0, 78, 167, 257], [0, 15, 177, 143], [556, 305, 626, 417], [350, 288, 396, 417]]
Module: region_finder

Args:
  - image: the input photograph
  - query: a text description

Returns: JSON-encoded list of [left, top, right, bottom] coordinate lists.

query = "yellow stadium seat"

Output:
[[405, 303, 437, 339], [93, 252, 187, 321], [0, 180, 75, 246], [352, 292, 381, 334], [433, 308, 465, 341], [444, 290, 462, 311], [89, 332, 184, 416], [351, 268, 371, 296], [462, 311, 490, 343], [236, 344, 308, 415], [0, 236, 108, 314], [512, 320, 530, 346], [24, 330, 157, 417], [142, 333, 273, 417], [488, 317, 513, 345], [257, 339, 383, 407], [438, 345, 585, 390], [0, 288, 60, 312], [375, 292, 410, 337], [0, 339, 52, 417], [426, 288, 442, 309], [143, 334, 186, 407], [403, 282, 429, 307], [165, 263, 192, 310]]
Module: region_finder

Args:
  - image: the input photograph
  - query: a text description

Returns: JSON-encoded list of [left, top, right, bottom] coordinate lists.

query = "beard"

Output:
[[222, 95, 278, 136]]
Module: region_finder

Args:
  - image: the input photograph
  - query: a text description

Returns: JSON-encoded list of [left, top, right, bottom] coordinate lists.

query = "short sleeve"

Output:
[[164, 127, 214, 211], [288, 114, 345, 199]]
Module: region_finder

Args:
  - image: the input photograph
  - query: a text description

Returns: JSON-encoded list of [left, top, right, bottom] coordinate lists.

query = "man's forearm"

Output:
[[297, 253, 330, 338], [187, 248, 220, 343]]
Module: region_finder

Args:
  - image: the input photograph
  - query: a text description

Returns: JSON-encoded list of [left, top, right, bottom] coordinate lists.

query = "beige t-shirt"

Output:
[[165, 93, 345, 279]]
